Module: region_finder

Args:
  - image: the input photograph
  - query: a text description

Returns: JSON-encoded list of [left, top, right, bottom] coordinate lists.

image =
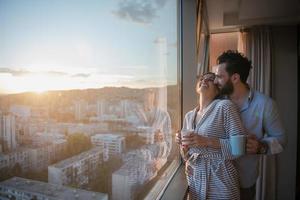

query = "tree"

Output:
[[0, 139, 9, 153], [21, 169, 48, 182], [90, 155, 123, 194], [0, 167, 12, 181], [125, 134, 146, 151], [66, 132, 92, 156], [11, 163, 22, 176]]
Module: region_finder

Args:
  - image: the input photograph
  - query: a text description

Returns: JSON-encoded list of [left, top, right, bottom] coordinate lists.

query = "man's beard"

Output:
[[219, 80, 234, 96]]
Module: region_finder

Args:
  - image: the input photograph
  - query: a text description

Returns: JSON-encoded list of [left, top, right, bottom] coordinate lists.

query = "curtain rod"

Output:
[[209, 27, 249, 34]]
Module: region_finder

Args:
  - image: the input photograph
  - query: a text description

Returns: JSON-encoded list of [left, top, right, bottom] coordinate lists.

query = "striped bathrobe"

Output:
[[182, 99, 245, 200]]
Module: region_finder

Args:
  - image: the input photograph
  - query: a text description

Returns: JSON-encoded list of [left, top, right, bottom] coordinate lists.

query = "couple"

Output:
[[176, 50, 286, 200]]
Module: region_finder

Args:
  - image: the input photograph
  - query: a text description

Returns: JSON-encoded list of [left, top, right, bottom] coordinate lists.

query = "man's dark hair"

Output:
[[217, 50, 252, 84]]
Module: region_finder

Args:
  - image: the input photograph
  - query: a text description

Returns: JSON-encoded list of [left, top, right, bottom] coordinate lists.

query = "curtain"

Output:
[[239, 26, 277, 200], [237, 31, 248, 56], [196, 0, 209, 76]]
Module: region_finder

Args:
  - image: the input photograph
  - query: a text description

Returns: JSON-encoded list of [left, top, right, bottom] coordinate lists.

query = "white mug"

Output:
[[181, 129, 194, 146]]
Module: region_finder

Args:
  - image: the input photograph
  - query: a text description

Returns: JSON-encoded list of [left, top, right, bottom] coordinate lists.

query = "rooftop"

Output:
[[0, 177, 108, 200], [91, 133, 125, 140], [49, 147, 103, 169]]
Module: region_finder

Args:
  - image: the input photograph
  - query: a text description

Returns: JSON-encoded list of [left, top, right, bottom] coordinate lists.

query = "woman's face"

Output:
[[196, 73, 219, 97]]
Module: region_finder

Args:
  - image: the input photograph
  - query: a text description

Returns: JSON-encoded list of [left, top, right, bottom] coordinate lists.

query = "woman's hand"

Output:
[[182, 133, 209, 148], [154, 129, 164, 143], [175, 130, 181, 145]]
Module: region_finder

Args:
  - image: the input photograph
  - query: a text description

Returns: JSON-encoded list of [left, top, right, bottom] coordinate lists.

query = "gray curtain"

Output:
[[245, 26, 277, 200]]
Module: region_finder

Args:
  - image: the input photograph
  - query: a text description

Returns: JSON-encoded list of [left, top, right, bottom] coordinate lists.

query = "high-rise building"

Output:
[[74, 100, 87, 121], [97, 100, 106, 117], [0, 112, 17, 152], [120, 100, 129, 118]]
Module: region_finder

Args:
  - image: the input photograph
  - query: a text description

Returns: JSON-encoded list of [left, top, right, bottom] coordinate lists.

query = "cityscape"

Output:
[[0, 86, 180, 200]]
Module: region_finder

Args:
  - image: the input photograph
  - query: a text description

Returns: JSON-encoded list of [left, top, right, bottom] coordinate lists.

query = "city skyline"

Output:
[[0, 0, 177, 94]]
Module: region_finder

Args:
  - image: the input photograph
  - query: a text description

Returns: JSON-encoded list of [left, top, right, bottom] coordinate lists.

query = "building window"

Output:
[[0, 0, 180, 199]]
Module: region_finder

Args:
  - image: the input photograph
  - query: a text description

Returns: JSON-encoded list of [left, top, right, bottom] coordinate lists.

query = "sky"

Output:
[[0, 0, 178, 94]]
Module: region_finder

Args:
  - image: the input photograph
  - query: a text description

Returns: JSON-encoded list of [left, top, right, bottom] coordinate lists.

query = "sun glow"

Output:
[[0, 71, 144, 94], [0, 73, 70, 94]]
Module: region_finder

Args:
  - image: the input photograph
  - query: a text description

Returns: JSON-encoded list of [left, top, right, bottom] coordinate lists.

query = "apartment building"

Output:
[[0, 177, 108, 200]]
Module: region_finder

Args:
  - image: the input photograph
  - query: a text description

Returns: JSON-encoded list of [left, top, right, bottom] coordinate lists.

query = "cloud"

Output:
[[112, 0, 168, 24], [47, 71, 68, 76], [0, 68, 69, 77], [71, 73, 91, 78], [0, 68, 30, 76]]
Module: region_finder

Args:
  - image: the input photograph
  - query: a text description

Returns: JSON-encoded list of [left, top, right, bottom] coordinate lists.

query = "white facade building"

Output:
[[48, 147, 103, 187], [28, 145, 54, 171], [0, 177, 108, 200], [112, 149, 157, 200], [91, 134, 125, 161]]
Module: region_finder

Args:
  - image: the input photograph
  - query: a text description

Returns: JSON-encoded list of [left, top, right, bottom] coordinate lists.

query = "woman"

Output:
[[177, 72, 245, 200]]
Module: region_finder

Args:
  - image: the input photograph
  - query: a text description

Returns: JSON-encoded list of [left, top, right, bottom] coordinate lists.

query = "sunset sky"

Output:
[[0, 0, 177, 94]]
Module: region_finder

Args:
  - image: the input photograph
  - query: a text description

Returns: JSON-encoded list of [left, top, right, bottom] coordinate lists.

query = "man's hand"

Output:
[[246, 134, 261, 154]]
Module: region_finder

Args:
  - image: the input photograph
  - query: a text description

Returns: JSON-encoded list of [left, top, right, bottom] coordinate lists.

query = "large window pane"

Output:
[[0, 0, 180, 200]]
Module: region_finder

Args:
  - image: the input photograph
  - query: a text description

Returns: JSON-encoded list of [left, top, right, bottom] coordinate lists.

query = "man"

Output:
[[176, 50, 286, 200], [213, 50, 286, 199], [135, 89, 172, 170]]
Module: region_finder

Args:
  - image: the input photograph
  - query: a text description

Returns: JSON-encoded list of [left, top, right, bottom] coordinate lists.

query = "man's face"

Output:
[[214, 64, 234, 95], [144, 91, 155, 110]]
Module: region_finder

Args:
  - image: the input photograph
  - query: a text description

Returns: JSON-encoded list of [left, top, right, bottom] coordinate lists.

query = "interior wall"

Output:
[[272, 25, 298, 200], [209, 32, 238, 68]]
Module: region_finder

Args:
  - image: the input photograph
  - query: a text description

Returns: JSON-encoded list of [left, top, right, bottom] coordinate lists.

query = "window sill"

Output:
[[160, 163, 187, 200], [144, 160, 188, 200]]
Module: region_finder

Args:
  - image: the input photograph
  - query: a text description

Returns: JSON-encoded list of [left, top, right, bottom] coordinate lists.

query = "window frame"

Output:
[[144, 0, 199, 199]]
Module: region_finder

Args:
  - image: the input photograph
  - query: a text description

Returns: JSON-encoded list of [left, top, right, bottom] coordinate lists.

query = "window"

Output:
[[0, 0, 180, 199]]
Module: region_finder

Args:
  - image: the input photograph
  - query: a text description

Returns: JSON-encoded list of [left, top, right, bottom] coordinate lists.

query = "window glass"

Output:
[[0, 0, 180, 199]]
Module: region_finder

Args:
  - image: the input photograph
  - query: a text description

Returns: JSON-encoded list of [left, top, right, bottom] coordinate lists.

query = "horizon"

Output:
[[0, 83, 179, 96]]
